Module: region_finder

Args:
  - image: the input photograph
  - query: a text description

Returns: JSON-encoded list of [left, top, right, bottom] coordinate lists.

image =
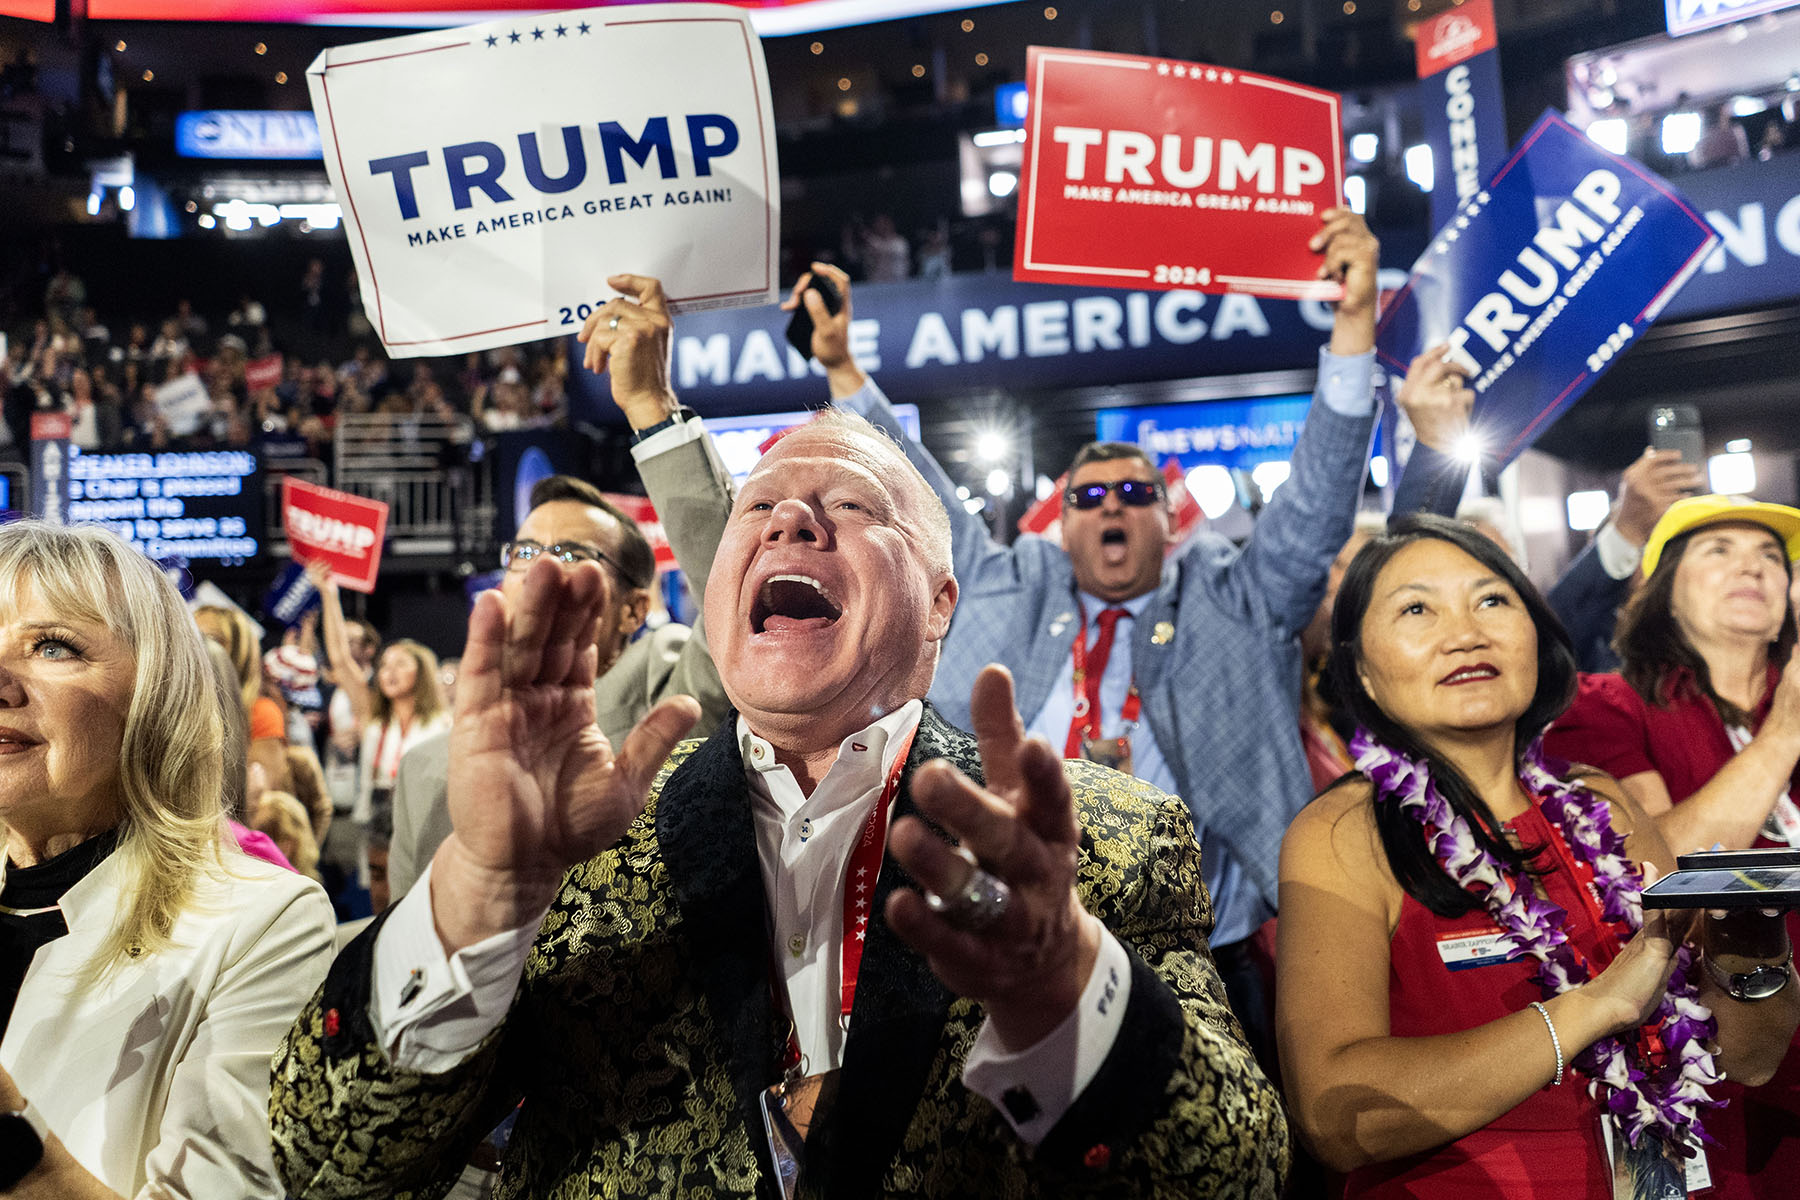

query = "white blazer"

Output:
[[1, 846, 335, 1198]]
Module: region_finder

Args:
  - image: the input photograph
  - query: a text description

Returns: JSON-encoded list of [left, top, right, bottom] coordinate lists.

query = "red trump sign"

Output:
[[282, 477, 389, 593], [1014, 46, 1345, 300]]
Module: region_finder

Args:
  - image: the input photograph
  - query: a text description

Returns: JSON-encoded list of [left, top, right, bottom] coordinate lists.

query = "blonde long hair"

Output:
[[0, 522, 226, 981]]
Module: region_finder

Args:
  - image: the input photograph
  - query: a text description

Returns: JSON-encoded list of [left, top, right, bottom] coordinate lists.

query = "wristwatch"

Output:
[[0, 1101, 48, 1190], [629, 406, 696, 446], [1706, 951, 1795, 1002]]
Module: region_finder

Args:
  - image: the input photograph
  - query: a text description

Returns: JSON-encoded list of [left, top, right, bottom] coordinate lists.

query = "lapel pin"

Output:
[[1049, 611, 1074, 637], [1151, 621, 1174, 645]]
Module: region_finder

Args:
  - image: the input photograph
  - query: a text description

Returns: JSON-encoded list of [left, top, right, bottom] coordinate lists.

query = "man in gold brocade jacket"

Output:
[[270, 284, 1287, 1198]]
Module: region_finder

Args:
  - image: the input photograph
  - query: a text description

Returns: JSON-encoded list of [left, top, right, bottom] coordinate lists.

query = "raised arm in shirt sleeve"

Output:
[[1199, 347, 1377, 639], [629, 418, 734, 733], [838, 376, 1041, 598], [1390, 440, 1471, 519]]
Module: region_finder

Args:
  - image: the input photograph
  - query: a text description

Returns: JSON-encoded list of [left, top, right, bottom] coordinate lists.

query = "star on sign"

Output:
[[531, 27, 544, 40], [554, 23, 567, 37], [856, 866, 867, 877], [1173, 65, 1187, 78], [484, 34, 497, 47], [507, 29, 521, 43], [1206, 68, 1218, 81], [1156, 62, 1170, 75], [577, 21, 591, 34], [856, 930, 866, 941], [1223, 71, 1234, 82]]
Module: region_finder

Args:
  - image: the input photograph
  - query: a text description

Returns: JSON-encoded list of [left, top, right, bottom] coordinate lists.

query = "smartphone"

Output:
[[1648, 404, 1705, 468], [1676, 848, 1800, 871], [1641, 863, 1800, 909], [784, 275, 843, 360]]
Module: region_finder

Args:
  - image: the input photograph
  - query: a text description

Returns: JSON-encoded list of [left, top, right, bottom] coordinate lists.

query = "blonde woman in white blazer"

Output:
[[0, 522, 335, 1198]]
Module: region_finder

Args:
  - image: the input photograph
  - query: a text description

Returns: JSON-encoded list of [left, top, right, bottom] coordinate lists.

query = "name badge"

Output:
[[759, 1069, 838, 1199], [1436, 929, 1514, 971]]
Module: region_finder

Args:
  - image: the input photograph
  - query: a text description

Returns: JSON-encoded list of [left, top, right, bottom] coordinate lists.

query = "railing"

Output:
[[332, 413, 495, 557], [261, 455, 327, 544]]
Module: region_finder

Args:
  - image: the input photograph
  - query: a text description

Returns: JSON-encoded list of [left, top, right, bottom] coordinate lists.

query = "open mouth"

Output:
[[1101, 529, 1127, 546], [752, 574, 843, 634], [1440, 664, 1499, 686]]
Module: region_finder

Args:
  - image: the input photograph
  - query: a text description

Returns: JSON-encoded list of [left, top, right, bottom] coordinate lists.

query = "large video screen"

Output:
[[0, 1, 55, 20], [84, 0, 1013, 33], [67, 449, 264, 565]]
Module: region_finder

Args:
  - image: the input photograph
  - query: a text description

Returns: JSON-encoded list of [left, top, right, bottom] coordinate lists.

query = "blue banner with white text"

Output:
[[564, 263, 1433, 421], [1420, 48, 1509, 234], [1376, 111, 1718, 470]]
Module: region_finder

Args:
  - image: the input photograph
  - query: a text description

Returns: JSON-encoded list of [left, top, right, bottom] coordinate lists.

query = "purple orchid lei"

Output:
[[1352, 727, 1723, 1152]]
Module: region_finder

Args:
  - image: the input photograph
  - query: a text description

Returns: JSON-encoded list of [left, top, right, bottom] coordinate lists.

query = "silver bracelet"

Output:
[[1528, 1001, 1564, 1087]]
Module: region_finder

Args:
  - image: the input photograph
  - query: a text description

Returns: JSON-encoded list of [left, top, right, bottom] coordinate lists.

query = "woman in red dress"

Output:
[[1278, 514, 1799, 1199], [1547, 495, 1800, 1199]]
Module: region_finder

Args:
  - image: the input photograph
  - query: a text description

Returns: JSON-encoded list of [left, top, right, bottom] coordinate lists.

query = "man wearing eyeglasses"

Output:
[[386, 274, 733, 901], [800, 210, 1381, 1064]]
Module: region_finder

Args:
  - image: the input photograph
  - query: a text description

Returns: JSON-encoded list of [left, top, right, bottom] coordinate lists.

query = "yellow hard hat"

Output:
[[1641, 494, 1800, 577]]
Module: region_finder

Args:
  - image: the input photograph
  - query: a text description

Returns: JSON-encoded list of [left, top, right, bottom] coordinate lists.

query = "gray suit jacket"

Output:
[[841, 370, 1374, 918], [387, 427, 735, 899]]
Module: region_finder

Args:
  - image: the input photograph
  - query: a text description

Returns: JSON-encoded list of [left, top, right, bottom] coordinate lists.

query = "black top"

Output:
[[0, 829, 121, 1038]]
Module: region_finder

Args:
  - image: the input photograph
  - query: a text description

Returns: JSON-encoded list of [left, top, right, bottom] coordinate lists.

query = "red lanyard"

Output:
[[779, 725, 918, 1075], [1069, 609, 1139, 741], [1530, 803, 1627, 967], [371, 716, 412, 786]]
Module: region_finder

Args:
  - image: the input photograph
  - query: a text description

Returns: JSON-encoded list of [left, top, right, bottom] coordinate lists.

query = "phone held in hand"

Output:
[[1643, 849, 1800, 910], [1676, 848, 1800, 871], [1648, 404, 1705, 471], [784, 275, 844, 360]]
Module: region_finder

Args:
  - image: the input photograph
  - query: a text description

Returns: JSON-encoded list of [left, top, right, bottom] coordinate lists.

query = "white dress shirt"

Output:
[[370, 702, 1131, 1145]]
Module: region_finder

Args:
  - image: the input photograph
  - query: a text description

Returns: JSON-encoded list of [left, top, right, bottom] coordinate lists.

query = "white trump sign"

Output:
[[306, 3, 779, 358]]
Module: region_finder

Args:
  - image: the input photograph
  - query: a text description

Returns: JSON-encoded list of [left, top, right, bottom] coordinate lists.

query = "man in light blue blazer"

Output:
[[793, 211, 1381, 1058]]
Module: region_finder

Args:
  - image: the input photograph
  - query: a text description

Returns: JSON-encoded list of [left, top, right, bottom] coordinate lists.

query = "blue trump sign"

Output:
[[262, 560, 322, 631], [1376, 111, 1718, 468]]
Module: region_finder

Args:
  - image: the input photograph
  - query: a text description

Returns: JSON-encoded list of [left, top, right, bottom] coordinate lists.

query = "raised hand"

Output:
[[575, 273, 679, 429], [887, 665, 1102, 1050], [1395, 343, 1475, 453], [779, 260, 865, 398], [431, 557, 698, 953], [1311, 207, 1380, 356], [1612, 448, 1706, 547]]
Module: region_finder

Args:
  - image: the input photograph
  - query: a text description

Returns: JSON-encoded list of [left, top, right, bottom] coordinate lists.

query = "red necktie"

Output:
[[1065, 607, 1129, 758]]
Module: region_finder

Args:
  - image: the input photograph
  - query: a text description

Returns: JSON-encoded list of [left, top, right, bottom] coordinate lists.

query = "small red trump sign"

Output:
[[283, 477, 389, 594], [1014, 46, 1345, 300]]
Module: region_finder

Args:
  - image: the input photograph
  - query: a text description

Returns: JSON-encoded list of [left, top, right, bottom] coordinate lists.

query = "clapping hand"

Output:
[[431, 557, 698, 953]]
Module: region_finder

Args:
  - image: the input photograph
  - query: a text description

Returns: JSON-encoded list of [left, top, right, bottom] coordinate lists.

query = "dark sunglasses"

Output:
[[1064, 479, 1165, 509]]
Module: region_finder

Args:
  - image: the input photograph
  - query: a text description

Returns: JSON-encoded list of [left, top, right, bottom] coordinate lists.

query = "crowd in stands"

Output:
[[1, 252, 578, 468], [0, 211, 1798, 1200]]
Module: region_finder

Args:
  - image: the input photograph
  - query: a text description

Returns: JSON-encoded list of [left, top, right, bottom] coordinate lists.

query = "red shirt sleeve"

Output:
[[249, 696, 287, 743], [1544, 672, 1656, 782]]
